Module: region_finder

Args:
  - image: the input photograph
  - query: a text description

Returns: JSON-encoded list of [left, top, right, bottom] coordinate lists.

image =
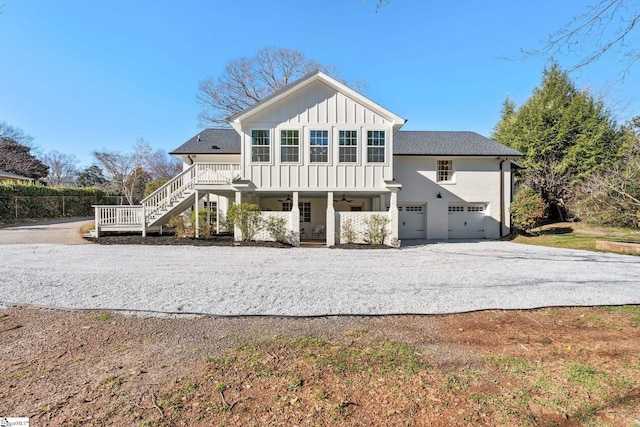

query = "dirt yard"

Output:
[[1, 306, 639, 426]]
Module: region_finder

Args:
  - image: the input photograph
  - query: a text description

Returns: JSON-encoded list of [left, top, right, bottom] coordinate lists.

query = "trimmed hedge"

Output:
[[0, 183, 118, 221]]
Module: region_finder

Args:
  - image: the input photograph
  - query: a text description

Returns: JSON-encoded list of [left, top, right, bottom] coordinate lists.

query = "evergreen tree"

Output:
[[492, 64, 630, 219]]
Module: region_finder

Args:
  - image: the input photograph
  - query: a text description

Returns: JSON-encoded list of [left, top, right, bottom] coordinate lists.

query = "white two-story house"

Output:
[[94, 71, 522, 246]]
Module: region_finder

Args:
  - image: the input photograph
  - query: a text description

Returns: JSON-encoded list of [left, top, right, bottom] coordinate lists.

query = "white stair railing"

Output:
[[94, 162, 241, 234], [141, 163, 242, 220], [141, 163, 198, 219]]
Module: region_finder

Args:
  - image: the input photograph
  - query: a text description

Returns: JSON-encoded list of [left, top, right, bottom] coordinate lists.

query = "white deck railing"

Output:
[[94, 205, 144, 227], [94, 162, 241, 234], [195, 163, 242, 184]]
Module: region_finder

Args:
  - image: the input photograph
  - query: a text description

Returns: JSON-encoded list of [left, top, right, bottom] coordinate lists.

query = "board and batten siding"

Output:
[[240, 81, 394, 191]]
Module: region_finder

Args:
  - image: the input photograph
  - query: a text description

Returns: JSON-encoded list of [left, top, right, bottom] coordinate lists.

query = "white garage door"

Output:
[[399, 204, 426, 239], [448, 204, 486, 239]]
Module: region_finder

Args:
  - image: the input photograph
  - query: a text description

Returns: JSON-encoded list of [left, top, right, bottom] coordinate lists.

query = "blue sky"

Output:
[[1, 0, 638, 167]]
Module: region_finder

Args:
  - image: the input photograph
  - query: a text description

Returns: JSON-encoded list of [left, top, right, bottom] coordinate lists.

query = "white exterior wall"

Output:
[[239, 81, 394, 191], [394, 156, 510, 239], [178, 154, 241, 170]]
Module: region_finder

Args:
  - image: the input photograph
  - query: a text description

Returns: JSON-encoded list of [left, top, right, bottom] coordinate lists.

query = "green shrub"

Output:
[[143, 179, 168, 198], [510, 187, 546, 233], [167, 215, 189, 238], [0, 182, 115, 221], [364, 214, 390, 245], [341, 217, 358, 244], [264, 215, 288, 243], [190, 208, 212, 238], [226, 203, 262, 241]]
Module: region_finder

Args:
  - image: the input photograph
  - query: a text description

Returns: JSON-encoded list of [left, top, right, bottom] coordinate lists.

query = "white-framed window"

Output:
[[310, 130, 328, 163], [203, 201, 217, 225], [251, 130, 270, 162], [280, 129, 299, 163], [339, 130, 358, 163], [367, 130, 385, 163], [437, 160, 454, 182], [448, 206, 464, 212], [282, 201, 311, 223], [468, 206, 484, 212], [299, 202, 311, 222]]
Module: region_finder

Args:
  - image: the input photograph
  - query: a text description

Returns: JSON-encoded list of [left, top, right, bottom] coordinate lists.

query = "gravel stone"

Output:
[[1, 241, 639, 316]]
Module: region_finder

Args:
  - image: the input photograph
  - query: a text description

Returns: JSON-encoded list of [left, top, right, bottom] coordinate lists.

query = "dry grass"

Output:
[[1, 306, 640, 426]]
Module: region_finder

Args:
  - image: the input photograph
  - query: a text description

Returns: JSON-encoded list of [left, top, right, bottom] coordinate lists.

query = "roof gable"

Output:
[[227, 70, 406, 129]]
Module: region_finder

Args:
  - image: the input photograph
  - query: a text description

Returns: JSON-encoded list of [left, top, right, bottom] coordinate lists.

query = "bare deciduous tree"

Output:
[[42, 150, 78, 186], [197, 46, 366, 127], [571, 119, 640, 227], [144, 147, 182, 180], [93, 138, 150, 205], [572, 156, 640, 227], [526, 0, 640, 74]]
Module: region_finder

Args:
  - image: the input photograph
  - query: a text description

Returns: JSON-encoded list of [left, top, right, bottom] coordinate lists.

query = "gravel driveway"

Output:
[[1, 238, 639, 316]]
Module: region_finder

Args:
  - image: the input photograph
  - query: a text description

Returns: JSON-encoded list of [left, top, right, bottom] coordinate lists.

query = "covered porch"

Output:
[[235, 187, 400, 247]]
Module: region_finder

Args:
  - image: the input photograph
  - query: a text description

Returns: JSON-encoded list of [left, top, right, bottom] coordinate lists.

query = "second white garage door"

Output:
[[448, 204, 486, 239], [399, 204, 426, 239]]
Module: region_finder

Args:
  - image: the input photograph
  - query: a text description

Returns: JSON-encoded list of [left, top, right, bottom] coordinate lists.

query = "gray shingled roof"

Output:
[[170, 129, 522, 157], [394, 131, 522, 156], [170, 129, 241, 154]]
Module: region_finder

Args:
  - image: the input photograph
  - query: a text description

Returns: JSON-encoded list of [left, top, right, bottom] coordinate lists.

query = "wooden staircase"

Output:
[[93, 162, 241, 236]]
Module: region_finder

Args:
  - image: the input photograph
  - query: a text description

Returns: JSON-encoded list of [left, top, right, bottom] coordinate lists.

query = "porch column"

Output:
[[388, 188, 399, 246], [141, 205, 147, 237], [216, 194, 220, 235], [379, 195, 386, 211], [94, 207, 100, 238], [194, 189, 200, 239], [233, 191, 241, 241], [206, 193, 211, 233], [326, 191, 335, 247], [291, 191, 300, 246]]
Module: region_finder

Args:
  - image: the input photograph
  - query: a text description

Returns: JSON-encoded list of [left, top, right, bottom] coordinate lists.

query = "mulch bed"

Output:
[[86, 232, 393, 248], [86, 232, 288, 248]]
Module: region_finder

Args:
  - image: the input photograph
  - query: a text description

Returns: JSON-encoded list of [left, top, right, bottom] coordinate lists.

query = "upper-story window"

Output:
[[367, 130, 385, 163], [437, 160, 454, 182], [251, 130, 270, 162], [339, 130, 358, 163], [280, 130, 299, 163], [309, 130, 328, 163]]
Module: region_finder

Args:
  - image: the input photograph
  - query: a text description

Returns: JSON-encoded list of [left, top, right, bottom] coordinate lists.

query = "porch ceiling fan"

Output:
[[334, 194, 354, 203], [277, 195, 292, 202]]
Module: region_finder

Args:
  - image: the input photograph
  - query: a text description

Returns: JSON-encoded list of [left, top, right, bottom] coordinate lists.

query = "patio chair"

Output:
[[312, 224, 325, 240]]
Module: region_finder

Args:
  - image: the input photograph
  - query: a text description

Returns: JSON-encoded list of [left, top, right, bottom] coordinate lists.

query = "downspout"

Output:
[[186, 155, 195, 165], [498, 157, 507, 238]]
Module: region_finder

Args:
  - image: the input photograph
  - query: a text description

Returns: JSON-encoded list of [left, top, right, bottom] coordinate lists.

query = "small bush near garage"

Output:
[[364, 214, 391, 245], [510, 186, 546, 234]]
